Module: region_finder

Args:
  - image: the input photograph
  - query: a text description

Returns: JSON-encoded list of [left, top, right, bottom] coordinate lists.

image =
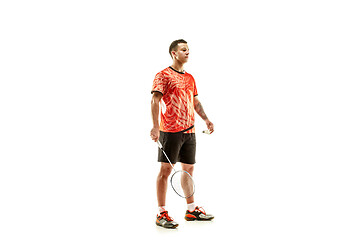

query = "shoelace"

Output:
[[159, 211, 174, 222], [194, 206, 206, 215]]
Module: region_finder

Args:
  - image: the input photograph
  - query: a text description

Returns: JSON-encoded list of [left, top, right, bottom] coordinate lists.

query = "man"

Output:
[[150, 39, 214, 229]]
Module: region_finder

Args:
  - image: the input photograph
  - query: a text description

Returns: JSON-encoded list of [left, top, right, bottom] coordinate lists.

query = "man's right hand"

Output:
[[150, 127, 160, 142]]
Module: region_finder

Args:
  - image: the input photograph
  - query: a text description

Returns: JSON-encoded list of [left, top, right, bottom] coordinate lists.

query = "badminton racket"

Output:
[[157, 140, 195, 199]]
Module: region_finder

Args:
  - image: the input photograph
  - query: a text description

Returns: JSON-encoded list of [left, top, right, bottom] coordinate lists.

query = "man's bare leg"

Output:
[[182, 163, 195, 204], [156, 162, 173, 207]]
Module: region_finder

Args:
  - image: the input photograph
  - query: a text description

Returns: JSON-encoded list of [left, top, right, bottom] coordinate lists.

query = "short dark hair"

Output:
[[169, 39, 187, 58]]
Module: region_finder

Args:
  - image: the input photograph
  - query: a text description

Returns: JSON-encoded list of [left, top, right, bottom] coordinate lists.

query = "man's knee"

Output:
[[159, 163, 173, 178], [182, 163, 194, 174]]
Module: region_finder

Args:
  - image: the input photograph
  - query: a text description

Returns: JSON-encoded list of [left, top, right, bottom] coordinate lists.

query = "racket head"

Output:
[[170, 170, 195, 198]]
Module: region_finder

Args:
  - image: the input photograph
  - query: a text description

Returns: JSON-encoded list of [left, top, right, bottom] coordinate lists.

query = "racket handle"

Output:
[[156, 140, 176, 170], [202, 130, 211, 134], [157, 140, 163, 149]]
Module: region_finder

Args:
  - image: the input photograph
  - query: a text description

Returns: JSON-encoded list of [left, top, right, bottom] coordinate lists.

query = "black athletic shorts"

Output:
[[158, 131, 196, 165]]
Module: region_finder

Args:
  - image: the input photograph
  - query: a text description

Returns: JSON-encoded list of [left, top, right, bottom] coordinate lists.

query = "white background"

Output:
[[1, 0, 359, 239]]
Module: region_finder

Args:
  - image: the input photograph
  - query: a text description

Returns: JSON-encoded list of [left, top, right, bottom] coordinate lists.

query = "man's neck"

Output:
[[171, 62, 184, 73]]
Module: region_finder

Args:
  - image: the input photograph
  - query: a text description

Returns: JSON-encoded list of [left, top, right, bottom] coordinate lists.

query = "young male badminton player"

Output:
[[150, 39, 214, 228]]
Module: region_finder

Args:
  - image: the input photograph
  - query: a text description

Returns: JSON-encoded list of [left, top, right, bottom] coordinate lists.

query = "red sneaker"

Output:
[[185, 206, 214, 221], [156, 211, 179, 229]]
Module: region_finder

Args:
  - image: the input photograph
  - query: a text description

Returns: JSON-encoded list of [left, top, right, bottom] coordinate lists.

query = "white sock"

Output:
[[158, 206, 166, 213], [187, 202, 196, 212]]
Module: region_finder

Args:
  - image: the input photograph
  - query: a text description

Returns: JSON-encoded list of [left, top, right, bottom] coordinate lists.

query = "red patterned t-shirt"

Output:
[[151, 67, 198, 133]]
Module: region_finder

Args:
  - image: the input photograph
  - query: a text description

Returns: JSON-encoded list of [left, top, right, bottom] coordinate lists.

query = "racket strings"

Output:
[[170, 170, 195, 198]]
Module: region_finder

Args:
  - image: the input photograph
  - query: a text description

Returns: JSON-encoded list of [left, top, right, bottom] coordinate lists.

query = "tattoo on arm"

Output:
[[195, 101, 208, 120]]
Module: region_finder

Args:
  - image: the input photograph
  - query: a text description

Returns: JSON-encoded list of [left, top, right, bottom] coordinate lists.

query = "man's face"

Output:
[[173, 43, 189, 63]]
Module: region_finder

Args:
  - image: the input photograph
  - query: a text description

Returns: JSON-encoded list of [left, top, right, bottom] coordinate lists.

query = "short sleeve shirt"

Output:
[[151, 67, 198, 133]]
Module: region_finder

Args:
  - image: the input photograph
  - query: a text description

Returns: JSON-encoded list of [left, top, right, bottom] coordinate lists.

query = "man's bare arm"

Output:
[[194, 96, 208, 121], [150, 92, 163, 141], [194, 96, 214, 133]]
